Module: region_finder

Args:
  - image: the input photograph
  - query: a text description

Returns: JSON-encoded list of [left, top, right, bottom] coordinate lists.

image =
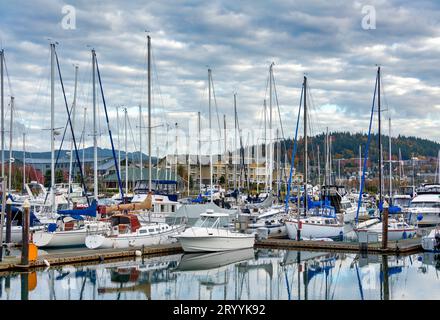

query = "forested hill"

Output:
[[281, 131, 440, 162]]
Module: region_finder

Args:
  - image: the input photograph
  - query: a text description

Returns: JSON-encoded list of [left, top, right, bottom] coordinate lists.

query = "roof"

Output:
[[102, 167, 182, 182]]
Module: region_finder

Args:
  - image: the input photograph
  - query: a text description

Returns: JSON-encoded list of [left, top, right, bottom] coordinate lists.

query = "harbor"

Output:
[[1, 0, 440, 304]]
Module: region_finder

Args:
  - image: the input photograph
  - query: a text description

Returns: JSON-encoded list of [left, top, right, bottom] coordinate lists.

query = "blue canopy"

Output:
[[57, 200, 97, 217]]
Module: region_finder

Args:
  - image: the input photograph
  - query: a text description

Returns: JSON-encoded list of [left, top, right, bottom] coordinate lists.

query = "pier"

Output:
[[0, 237, 423, 272]]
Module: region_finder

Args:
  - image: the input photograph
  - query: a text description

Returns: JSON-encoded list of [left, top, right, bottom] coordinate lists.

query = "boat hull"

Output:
[[285, 220, 344, 239], [33, 229, 89, 248], [85, 225, 185, 249]]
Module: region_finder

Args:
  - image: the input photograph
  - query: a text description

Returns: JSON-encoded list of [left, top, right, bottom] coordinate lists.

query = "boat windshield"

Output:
[[393, 198, 411, 208], [410, 202, 440, 208], [194, 216, 230, 228]]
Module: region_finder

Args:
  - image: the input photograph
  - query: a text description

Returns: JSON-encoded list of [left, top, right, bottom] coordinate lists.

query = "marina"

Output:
[[1, 0, 440, 304]]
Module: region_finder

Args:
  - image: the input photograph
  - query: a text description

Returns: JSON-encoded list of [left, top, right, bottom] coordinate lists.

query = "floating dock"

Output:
[[0, 237, 422, 271], [255, 237, 422, 254]]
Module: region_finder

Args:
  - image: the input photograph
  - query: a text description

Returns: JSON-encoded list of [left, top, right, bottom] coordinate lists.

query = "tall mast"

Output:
[[116, 107, 120, 174], [124, 107, 128, 194], [82, 107, 87, 175], [317, 145, 321, 187], [92, 49, 98, 200], [139, 104, 143, 180], [378, 66, 383, 206], [8, 96, 14, 191], [303, 76, 308, 214], [233, 93, 237, 190], [50, 43, 55, 213], [68, 65, 78, 200], [389, 117, 392, 199], [276, 128, 280, 197], [359, 145, 362, 192], [187, 134, 190, 197], [325, 128, 329, 185], [224, 114, 228, 189], [247, 131, 251, 191], [1, 49, 4, 180], [263, 99, 267, 191], [269, 63, 274, 192], [198, 111, 201, 193], [175, 122, 178, 186], [208, 68, 213, 203], [22, 132, 26, 191], [147, 35, 152, 190]]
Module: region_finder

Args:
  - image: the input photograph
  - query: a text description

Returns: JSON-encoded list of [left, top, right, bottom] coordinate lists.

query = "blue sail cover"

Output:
[[0, 205, 41, 226], [58, 200, 97, 217]]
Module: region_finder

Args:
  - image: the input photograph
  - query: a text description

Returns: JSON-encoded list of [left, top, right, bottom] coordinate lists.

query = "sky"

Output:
[[1, 0, 440, 156]]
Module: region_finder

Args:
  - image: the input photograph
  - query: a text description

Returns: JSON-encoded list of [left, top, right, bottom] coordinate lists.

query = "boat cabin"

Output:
[[195, 210, 231, 229], [111, 214, 142, 234]]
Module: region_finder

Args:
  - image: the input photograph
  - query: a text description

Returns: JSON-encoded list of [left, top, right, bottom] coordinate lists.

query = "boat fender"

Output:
[[135, 250, 142, 257], [417, 214, 423, 221], [402, 231, 407, 239], [99, 255, 104, 262], [43, 259, 50, 267]]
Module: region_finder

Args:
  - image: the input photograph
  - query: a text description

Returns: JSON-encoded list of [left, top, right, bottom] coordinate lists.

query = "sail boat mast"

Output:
[[269, 63, 274, 192], [389, 117, 392, 200], [92, 49, 98, 200], [378, 67, 383, 207], [208, 68, 213, 203], [50, 43, 56, 213], [68, 65, 78, 200], [8, 96, 14, 192], [1, 49, 4, 179], [303, 76, 308, 215], [147, 35, 152, 191]]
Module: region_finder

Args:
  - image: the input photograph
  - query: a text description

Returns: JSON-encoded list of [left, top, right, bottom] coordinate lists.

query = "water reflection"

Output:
[[0, 250, 439, 300]]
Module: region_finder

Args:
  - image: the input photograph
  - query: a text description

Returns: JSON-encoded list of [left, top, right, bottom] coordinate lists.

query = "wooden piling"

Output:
[[21, 200, 30, 267]]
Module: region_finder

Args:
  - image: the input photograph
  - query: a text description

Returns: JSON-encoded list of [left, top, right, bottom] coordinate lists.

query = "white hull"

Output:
[[285, 220, 344, 239], [355, 223, 417, 241], [176, 227, 255, 252], [33, 229, 89, 248], [85, 225, 185, 249], [2, 226, 45, 244], [421, 229, 440, 252]]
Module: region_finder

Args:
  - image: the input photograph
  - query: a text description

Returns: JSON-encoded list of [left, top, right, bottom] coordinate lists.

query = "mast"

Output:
[[389, 117, 392, 199], [92, 49, 98, 200], [233, 93, 237, 191], [378, 67, 383, 207], [317, 145, 321, 187], [139, 104, 142, 180], [224, 114, 228, 189], [198, 111, 201, 193], [187, 134, 190, 197], [116, 107, 120, 174], [269, 63, 274, 192], [1, 49, 4, 180], [276, 128, 280, 197], [82, 107, 87, 175], [247, 131, 251, 191], [175, 122, 178, 187], [208, 69, 213, 203], [8, 96, 14, 192], [22, 132, 26, 192], [50, 43, 56, 213], [359, 145, 362, 192], [264, 99, 267, 191], [147, 35, 152, 191], [124, 108, 128, 194], [68, 65, 78, 200], [303, 76, 308, 215]]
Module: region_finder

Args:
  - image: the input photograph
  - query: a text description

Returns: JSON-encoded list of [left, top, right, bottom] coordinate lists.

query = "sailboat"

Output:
[[353, 67, 417, 241], [285, 76, 344, 240]]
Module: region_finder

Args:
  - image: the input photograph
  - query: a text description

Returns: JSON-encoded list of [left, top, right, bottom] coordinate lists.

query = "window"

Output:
[[148, 228, 154, 232], [139, 229, 147, 234]]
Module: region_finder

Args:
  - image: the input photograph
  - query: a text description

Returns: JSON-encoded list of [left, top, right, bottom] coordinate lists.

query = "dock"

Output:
[[0, 237, 423, 272], [255, 237, 422, 254]]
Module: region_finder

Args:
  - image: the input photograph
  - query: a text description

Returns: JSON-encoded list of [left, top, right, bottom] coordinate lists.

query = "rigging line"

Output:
[[95, 54, 125, 200], [209, 72, 223, 137], [126, 111, 139, 151], [2, 54, 13, 97], [54, 49, 90, 205]]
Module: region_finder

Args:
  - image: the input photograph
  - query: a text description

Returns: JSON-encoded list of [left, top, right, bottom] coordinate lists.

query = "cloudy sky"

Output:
[[1, 0, 439, 155]]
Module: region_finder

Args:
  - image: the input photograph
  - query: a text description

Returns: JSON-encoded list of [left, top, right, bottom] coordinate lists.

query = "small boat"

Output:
[[174, 210, 255, 252], [85, 214, 185, 249], [421, 227, 440, 252], [285, 204, 344, 240], [355, 218, 417, 241]]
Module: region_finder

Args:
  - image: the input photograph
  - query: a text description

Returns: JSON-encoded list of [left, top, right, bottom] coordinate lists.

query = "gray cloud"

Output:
[[0, 0, 439, 155]]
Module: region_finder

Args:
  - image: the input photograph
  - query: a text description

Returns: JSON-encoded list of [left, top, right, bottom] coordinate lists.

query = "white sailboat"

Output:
[[175, 210, 255, 252], [421, 226, 440, 252], [85, 213, 185, 249]]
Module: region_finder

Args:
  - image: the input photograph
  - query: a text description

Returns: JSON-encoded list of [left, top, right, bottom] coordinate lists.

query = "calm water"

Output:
[[0, 249, 439, 300]]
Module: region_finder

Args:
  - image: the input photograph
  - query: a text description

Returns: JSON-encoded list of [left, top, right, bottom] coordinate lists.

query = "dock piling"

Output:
[[21, 199, 30, 266], [5, 198, 12, 244]]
